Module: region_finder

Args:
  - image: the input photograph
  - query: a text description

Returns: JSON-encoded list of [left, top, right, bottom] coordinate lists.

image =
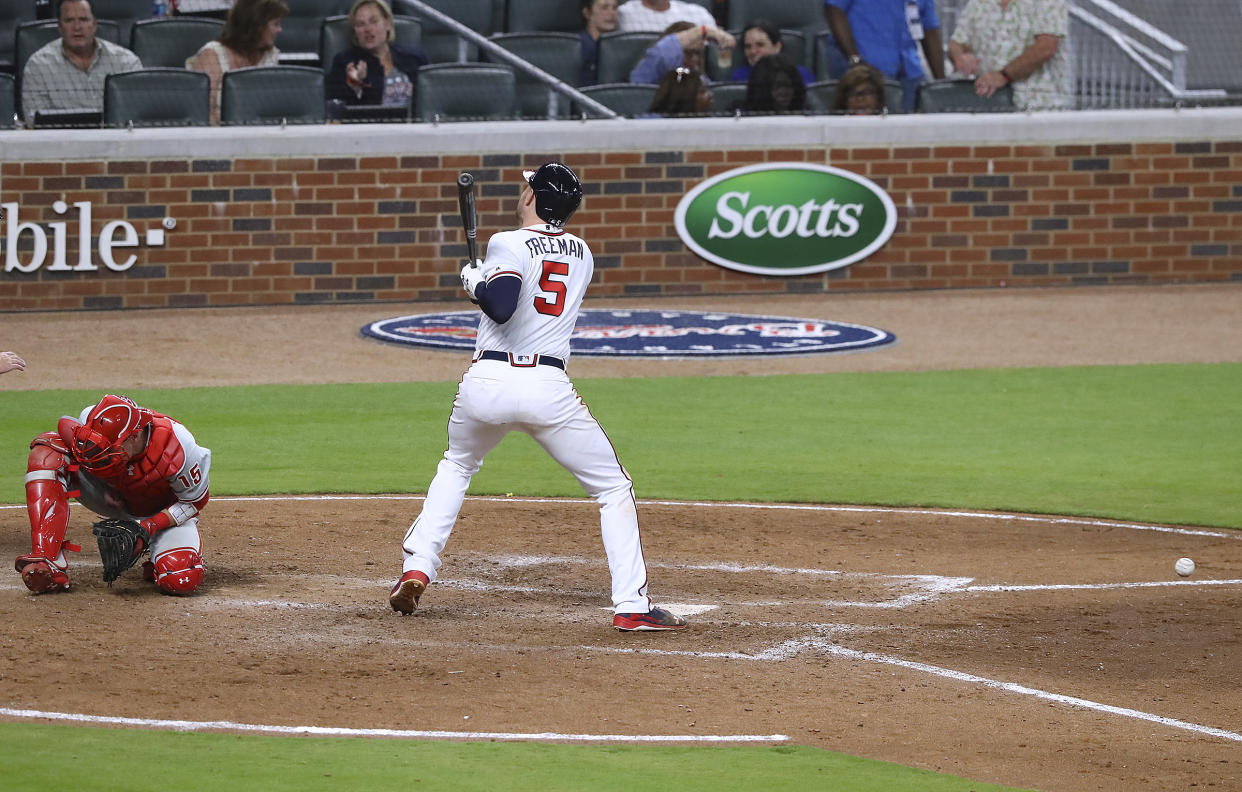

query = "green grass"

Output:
[[0, 722, 1031, 792], [3, 363, 1238, 527]]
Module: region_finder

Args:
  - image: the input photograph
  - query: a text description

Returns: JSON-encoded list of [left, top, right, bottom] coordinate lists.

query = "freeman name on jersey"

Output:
[[524, 235, 585, 260]]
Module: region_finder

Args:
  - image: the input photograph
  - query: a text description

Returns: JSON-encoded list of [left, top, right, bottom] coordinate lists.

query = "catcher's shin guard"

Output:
[[16, 443, 80, 592], [151, 549, 204, 594]]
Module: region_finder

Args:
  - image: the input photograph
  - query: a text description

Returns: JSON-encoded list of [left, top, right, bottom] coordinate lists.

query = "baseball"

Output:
[[1175, 557, 1195, 577]]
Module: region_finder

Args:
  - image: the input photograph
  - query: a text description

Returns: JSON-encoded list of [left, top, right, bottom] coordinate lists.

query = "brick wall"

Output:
[[1, 120, 1240, 311]]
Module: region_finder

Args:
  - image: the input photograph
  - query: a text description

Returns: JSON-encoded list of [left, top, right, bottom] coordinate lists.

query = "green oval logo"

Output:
[[674, 163, 897, 276]]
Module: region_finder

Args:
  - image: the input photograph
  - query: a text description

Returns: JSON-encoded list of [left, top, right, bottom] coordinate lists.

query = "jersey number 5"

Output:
[[533, 260, 569, 317]]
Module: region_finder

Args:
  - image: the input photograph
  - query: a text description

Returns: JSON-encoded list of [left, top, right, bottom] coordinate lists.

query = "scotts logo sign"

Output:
[[674, 163, 897, 276]]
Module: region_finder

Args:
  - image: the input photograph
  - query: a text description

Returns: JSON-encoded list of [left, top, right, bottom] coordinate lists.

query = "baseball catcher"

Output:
[[16, 394, 212, 595]]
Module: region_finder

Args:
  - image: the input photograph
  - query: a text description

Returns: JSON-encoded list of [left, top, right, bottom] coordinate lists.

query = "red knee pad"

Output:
[[151, 549, 204, 594]]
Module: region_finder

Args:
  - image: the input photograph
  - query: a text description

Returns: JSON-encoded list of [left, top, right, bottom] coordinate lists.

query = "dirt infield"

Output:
[[2, 283, 1241, 792]]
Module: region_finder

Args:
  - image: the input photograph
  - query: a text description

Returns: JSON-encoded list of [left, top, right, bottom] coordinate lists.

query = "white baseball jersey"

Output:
[[474, 223, 593, 361]]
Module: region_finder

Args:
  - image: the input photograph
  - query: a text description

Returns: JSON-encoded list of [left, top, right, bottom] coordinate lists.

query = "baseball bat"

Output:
[[456, 172, 478, 264]]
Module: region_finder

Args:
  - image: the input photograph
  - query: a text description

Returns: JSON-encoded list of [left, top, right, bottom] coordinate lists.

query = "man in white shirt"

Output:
[[617, 0, 715, 33], [21, 0, 141, 121]]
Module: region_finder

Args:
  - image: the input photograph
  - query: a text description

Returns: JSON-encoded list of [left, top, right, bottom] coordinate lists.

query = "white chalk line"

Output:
[[0, 707, 786, 743], [968, 579, 1242, 592]]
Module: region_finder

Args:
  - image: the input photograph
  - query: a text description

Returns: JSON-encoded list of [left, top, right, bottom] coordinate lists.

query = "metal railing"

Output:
[[936, 0, 1227, 109]]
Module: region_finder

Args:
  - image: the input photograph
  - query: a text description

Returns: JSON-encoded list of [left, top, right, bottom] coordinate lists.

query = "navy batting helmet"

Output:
[[523, 163, 582, 227]]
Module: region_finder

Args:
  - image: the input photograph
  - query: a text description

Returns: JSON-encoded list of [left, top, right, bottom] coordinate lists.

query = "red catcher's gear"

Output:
[[69, 394, 153, 477], [17, 434, 80, 592], [151, 549, 204, 594], [100, 415, 197, 520]]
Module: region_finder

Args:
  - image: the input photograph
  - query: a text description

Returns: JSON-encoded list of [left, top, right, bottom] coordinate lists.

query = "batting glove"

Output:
[[460, 259, 484, 303]]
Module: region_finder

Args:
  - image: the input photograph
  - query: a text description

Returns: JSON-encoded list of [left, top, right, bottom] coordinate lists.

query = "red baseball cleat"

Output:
[[389, 570, 429, 615], [18, 559, 70, 594], [613, 607, 688, 631]]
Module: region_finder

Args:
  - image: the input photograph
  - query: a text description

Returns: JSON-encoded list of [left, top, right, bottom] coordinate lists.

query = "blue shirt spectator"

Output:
[[825, 0, 944, 110]]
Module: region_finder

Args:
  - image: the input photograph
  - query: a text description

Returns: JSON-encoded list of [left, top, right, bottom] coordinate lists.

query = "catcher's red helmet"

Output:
[[70, 395, 152, 476]]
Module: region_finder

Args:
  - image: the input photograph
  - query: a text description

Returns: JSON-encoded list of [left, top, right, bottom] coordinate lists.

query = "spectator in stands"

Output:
[[186, 0, 288, 124], [20, 0, 141, 122], [579, 0, 619, 86], [617, 0, 715, 33], [629, 20, 734, 85], [325, 0, 427, 108], [824, 0, 944, 112], [742, 53, 807, 114], [729, 19, 813, 85], [648, 65, 711, 116], [832, 62, 886, 114], [948, 0, 1070, 111]]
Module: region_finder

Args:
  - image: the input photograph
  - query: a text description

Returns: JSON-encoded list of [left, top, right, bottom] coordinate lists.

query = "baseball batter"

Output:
[[390, 162, 686, 631], [17, 394, 211, 595]]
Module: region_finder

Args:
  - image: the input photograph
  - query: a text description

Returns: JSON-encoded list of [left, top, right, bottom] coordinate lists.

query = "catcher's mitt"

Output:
[[92, 518, 150, 584]]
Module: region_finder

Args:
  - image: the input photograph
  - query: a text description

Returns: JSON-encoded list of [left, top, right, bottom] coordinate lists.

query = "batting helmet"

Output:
[[70, 395, 152, 476], [523, 163, 582, 227]]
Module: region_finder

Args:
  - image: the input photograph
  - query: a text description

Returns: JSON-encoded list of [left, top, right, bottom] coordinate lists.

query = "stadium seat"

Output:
[[804, 79, 836, 113], [812, 29, 847, 81], [103, 67, 210, 127], [415, 62, 516, 122], [0, 0, 40, 74], [504, 0, 581, 34], [90, 0, 153, 45], [275, 0, 351, 65], [709, 80, 747, 115], [0, 72, 15, 127], [916, 79, 1015, 113], [319, 13, 422, 71], [596, 30, 658, 85], [573, 82, 655, 118], [727, 0, 822, 31], [130, 16, 223, 68], [487, 31, 581, 118], [393, 0, 492, 63], [220, 65, 326, 125]]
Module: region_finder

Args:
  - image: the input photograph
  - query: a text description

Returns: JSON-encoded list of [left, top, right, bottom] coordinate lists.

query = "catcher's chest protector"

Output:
[[102, 420, 184, 516]]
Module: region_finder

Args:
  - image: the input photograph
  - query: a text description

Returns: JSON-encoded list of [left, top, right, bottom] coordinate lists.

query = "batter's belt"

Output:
[[475, 350, 566, 370]]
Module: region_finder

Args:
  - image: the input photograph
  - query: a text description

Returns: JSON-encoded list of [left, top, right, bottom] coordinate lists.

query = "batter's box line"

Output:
[[0, 707, 787, 744], [584, 637, 1242, 745]]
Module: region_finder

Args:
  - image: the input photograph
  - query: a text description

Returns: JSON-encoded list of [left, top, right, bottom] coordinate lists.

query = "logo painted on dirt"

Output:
[[362, 309, 896, 357], [674, 163, 897, 276]]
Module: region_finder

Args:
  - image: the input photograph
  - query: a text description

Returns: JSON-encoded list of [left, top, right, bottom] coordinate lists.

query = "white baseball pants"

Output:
[[400, 358, 652, 614]]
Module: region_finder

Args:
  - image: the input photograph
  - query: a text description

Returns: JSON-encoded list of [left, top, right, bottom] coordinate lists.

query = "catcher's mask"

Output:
[[523, 162, 582, 228], [69, 395, 152, 476]]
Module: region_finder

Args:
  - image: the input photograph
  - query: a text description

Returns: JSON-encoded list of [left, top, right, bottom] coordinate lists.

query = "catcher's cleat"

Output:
[[18, 559, 70, 594], [613, 607, 688, 631], [389, 570, 429, 615]]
